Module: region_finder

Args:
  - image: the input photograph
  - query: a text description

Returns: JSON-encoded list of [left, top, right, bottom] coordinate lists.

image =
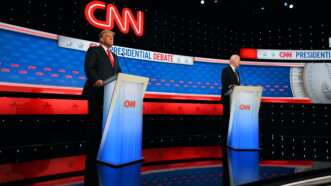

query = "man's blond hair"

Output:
[[99, 30, 115, 38]]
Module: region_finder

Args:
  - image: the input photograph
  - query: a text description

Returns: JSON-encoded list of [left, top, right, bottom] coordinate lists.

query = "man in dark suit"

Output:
[[221, 54, 241, 145], [82, 30, 121, 185]]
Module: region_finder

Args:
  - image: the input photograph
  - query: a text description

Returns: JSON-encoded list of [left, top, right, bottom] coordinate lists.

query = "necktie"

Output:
[[106, 50, 115, 68], [234, 69, 239, 83]]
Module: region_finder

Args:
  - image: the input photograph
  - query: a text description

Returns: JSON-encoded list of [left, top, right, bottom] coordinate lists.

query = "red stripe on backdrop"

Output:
[[143, 102, 223, 115], [0, 84, 312, 104], [0, 84, 83, 95], [0, 22, 58, 40], [0, 97, 311, 115], [240, 48, 258, 59], [261, 97, 312, 104], [0, 97, 222, 115], [0, 97, 87, 115], [260, 160, 313, 167]]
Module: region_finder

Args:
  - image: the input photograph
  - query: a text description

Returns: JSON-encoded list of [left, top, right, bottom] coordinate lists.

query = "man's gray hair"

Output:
[[99, 30, 116, 38], [230, 54, 240, 61]]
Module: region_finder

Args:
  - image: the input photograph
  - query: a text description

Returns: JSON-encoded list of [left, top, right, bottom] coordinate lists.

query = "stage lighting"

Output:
[[201, 0, 205, 5]]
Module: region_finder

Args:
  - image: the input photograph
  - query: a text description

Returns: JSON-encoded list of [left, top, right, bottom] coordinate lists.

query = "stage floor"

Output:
[[2, 146, 331, 186]]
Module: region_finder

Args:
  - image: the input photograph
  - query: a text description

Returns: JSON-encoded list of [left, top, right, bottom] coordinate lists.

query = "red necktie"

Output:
[[106, 50, 115, 68]]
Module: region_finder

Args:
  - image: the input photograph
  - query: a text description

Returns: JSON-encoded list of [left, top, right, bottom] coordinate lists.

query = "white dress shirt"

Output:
[[101, 44, 111, 54], [230, 64, 239, 83]]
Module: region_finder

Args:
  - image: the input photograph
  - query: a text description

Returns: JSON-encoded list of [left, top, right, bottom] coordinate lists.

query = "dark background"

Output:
[[0, 0, 330, 170], [1, 0, 330, 59]]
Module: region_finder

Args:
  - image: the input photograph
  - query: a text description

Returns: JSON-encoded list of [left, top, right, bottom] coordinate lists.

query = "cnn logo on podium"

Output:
[[239, 104, 251, 110], [124, 100, 136, 108]]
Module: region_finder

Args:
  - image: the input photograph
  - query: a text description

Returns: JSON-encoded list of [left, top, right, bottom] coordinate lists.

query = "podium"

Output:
[[97, 163, 141, 186], [97, 73, 149, 166], [227, 149, 260, 185], [227, 86, 263, 150]]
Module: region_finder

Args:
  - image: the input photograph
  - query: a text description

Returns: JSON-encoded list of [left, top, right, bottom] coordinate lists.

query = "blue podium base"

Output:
[[226, 145, 261, 151], [97, 158, 144, 168]]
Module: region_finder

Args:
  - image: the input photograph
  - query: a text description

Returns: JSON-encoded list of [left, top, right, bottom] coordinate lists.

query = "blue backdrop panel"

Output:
[[0, 29, 85, 87], [0, 29, 293, 97]]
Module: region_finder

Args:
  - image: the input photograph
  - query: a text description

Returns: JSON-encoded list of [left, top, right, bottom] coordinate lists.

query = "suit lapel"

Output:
[[98, 46, 109, 61], [229, 66, 239, 84], [98, 46, 117, 70]]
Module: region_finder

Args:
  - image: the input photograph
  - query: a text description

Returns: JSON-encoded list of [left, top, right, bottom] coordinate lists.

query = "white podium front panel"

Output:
[[98, 73, 148, 166], [102, 80, 116, 131], [227, 86, 263, 150]]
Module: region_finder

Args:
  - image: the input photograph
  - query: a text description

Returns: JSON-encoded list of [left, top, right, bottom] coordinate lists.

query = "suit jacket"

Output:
[[82, 46, 122, 98], [221, 65, 240, 104]]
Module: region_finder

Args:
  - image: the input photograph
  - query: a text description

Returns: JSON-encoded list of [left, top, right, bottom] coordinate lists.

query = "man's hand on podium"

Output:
[[228, 84, 235, 89], [93, 80, 103, 87], [225, 84, 238, 96]]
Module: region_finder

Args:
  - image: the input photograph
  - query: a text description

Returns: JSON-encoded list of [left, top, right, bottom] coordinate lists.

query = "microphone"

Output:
[[119, 52, 130, 74]]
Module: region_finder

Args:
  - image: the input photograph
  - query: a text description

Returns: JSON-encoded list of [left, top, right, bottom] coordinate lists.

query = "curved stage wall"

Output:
[[2, 22, 330, 116]]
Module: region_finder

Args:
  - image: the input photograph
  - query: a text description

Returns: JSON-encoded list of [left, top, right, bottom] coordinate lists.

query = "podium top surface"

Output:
[[103, 73, 149, 86], [117, 73, 149, 82], [233, 85, 263, 93]]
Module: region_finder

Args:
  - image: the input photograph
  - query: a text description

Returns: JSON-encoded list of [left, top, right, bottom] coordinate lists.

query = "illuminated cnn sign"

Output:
[[241, 48, 331, 60], [124, 100, 136, 108], [85, 1, 144, 37], [257, 49, 331, 60], [279, 51, 292, 58]]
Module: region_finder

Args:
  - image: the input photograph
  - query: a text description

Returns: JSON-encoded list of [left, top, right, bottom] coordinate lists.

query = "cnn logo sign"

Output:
[[85, 1, 144, 37], [239, 104, 251, 110], [279, 52, 293, 58], [124, 100, 136, 108]]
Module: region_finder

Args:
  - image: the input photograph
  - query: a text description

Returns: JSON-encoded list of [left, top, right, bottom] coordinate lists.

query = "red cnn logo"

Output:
[[85, 1, 144, 37], [279, 52, 292, 58], [124, 100, 136, 108], [240, 104, 251, 110]]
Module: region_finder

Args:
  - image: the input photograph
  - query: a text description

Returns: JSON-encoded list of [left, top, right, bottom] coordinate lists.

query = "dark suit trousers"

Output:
[[84, 87, 104, 186], [222, 96, 230, 146]]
